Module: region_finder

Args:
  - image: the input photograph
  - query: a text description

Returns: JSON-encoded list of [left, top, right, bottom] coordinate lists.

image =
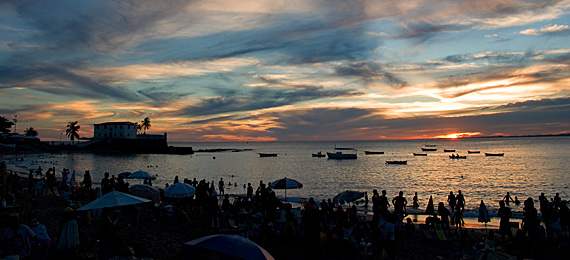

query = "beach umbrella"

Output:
[[426, 195, 435, 215], [129, 184, 160, 204], [269, 177, 303, 201], [478, 200, 491, 232], [182, 234, 275, 260], [127, 170, 156, 180], [118, 172, 132, 179], [69, 169, 76, 187], [463, 249, 516, 260], [77, 191, 150, 211], [127, 170, 156, 183], [164, 183, 196, 198], [333, 190, 364, 205]]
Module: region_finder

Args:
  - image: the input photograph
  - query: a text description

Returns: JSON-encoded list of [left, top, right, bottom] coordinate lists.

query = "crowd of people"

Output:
[[2, 159, 570, 259]]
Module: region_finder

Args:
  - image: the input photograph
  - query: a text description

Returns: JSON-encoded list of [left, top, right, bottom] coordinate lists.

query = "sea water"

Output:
[[5, 136, 570, 219]]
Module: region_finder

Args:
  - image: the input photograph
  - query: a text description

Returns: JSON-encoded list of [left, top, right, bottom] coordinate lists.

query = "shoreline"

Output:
[[1, 164, 564, 260]]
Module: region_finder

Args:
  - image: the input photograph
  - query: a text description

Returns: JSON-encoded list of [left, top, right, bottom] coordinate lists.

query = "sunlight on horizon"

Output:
[[434, 132, 482, 139]]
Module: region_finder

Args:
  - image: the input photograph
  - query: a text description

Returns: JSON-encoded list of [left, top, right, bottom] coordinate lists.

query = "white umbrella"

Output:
[[183, 234, 275, 260], [478, 200, 491, 232], [129, 184, 160, 204], [69, 170, 76, 187], [164, 183, 196, 198], [127, 170, 156, 180], [333, 190, 364, 205], [77, 191, 150, 211]]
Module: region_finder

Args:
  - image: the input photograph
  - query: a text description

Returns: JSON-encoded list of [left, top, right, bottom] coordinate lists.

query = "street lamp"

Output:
[[13, 115, 18, 134], [60, 132, 62, 145]]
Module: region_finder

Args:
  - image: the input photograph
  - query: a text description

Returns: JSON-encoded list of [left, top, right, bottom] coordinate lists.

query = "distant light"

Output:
[[435, 132, 482, 139]]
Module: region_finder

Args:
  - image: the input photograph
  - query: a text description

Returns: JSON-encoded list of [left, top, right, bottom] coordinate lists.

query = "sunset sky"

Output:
[[1, 0, 569, 142]]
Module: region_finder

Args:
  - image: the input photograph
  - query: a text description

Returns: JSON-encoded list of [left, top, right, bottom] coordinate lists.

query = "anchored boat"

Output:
[[327, 147, 357, 159]]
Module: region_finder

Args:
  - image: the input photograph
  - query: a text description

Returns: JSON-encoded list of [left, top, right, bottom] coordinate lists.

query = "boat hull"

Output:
[[258, 153, 277, 157], [421, 147, 437, 151], [485, 153, 504, 156], [468, 150, 480, 154], [364, 151, 384, 154], [386, 160, 407, 165], [327, 152, 357, 159], [413, 153, 427, 156]]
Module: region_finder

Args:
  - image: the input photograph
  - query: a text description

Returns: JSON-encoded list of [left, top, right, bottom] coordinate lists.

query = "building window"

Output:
[[104, 125, 107, 129]]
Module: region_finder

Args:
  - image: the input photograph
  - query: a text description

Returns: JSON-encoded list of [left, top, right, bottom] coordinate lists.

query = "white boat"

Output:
[[327, 147, 357, 159]]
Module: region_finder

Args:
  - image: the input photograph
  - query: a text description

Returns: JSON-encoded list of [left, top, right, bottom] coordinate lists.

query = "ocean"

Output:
[[5, 136, 570, 220]]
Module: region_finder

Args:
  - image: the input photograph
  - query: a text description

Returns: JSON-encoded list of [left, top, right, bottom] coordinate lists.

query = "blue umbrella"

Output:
[[182, 234, 274, 260]]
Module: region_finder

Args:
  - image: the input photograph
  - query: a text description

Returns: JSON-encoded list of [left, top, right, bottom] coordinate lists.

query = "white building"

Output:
[[93, 122, 137, 140]]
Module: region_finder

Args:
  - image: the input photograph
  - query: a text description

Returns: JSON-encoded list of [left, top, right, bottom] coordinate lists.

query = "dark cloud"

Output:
[[0, 64, 139, 101], [262, 99, 570, 140], [396, 21, 469, 44], [334, 61, 408, 88], [7, 0, 191, 54], [188, 115, 238, 125], [167, 86, 362, 117], [137, 84, 192, 106]]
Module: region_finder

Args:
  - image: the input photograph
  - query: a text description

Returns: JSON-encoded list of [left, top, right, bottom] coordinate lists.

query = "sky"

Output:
[[1, 0, 570, 142]]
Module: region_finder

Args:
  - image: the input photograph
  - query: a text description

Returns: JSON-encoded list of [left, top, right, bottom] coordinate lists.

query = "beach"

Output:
[[1, 164, 567, 260]]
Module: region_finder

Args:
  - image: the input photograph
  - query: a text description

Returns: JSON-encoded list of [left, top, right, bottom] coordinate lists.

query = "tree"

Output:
[[24, 127, 38, 137], [66, 121, 80, 144], [0, 116, 14, 134], [135, 122, 142, 134], [141, 117, 151, 134]]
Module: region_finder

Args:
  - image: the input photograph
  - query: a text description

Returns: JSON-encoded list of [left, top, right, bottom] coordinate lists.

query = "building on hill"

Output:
[[92, 122, 168, 150]]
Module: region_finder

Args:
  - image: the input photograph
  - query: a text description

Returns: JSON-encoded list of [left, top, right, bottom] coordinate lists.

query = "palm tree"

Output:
[[24, 127, 38, 137], [135, 122, 142, 134], [141, 117, 151, 134], [66, 121, 80, 144]]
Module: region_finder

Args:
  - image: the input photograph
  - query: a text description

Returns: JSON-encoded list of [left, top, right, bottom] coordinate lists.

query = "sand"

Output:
[[1, 169, 565, 260]]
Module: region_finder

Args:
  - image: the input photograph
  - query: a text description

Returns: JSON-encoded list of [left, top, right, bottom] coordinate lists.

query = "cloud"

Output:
[[334, 61, 408, 88], [0, 63, 140, 101], [166, 85, 363, 117], [264, 98, 570, 140], [521, 24, 570, 35]]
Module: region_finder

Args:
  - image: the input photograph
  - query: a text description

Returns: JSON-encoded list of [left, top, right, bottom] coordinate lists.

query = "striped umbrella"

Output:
[[269, 177, 303, 201]]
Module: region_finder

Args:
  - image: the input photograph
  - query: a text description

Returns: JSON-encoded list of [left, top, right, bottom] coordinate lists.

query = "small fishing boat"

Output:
[[327, 147, 357, 159], [443, 149, 455, 152], [485, 152, 504, 156], [364, 151, 384, 155], [449, 154, 466, 159], [413, 153, 427, 156], [312, 151, 326, 157], [258, 153, 278, 157], [467, 150, 480, 154], [421, 147, 437, 151], [386, 160, 407, 165]]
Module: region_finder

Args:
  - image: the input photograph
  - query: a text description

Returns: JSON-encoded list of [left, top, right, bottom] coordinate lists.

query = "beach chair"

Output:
[[419, 224, 435, 240], [342, 228, 353, 240], [228, 218, 239, 232], [561, 226, 570, 238], [510, 222, 519, 237], [434, 223, 447, 241]]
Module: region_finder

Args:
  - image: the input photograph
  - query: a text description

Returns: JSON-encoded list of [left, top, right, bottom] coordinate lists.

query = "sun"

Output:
[[435, 132, 482, 139]]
